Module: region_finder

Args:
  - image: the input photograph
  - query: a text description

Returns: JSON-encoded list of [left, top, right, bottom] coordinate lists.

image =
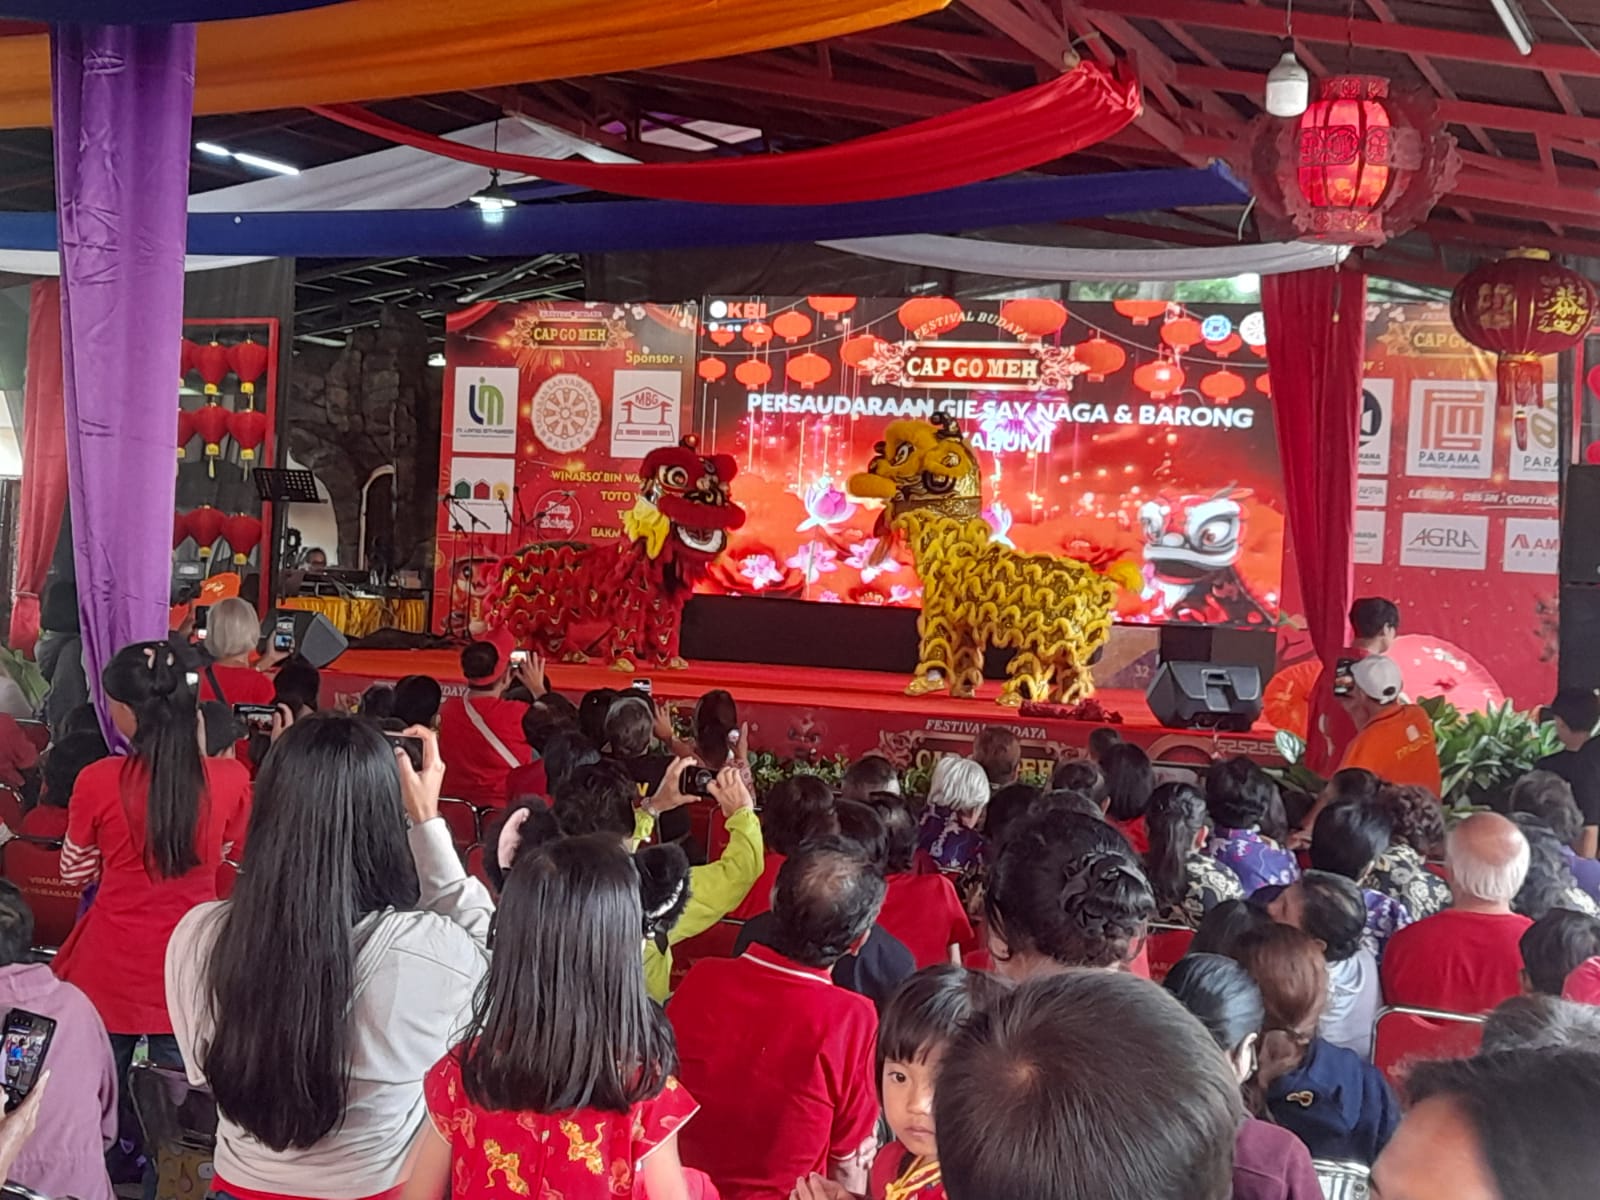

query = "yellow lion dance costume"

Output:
[[848, 413, 1116, 706]]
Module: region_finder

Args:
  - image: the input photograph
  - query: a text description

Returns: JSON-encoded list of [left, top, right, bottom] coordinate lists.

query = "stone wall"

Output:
[[286, 307, 441, 569]]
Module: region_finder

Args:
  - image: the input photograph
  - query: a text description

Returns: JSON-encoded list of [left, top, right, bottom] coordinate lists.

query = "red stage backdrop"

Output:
[[691, 296, 1286, 627], [433, 300, 698, 636]]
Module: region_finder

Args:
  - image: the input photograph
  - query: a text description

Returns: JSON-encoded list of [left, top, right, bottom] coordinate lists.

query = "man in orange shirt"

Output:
[[1306, 597, 1400, 775], [1337, 654, 1442, 794]]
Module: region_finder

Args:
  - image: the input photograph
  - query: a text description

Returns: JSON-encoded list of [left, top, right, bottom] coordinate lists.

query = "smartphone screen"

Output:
[[193, 604, 210, 632], [1, 1009, 55, 1112], [633, 678, 653, 696], [509, 650, 529, 667], [1332, 657, 1357, 698], [233, 703, 277, 734], [272, 615, 296, 653]]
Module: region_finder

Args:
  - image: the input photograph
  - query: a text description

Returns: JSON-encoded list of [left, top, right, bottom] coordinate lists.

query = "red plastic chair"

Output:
[[1145, 923, 1195, 983], [4, 835, 82, 947], [1372, 1005, 1485, 1089], [669, 919, 744, 990], [14, 721, 49, 753], [438, 799, 479, 851]]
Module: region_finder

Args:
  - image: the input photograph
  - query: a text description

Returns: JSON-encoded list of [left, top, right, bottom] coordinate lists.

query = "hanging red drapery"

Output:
[[311, 63, 1142, 206], [1263, 265, 1368, 774], [8, 279, 67, 653]]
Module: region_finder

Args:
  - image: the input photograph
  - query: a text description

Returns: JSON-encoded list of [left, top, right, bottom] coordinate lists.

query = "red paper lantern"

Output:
[[1255, 372, 1273, 396], [1586, 441, 1600, 465], [1000, 298, 1068, 340], [228, 338, 269, 396], [1072, 336, 1126, 381], [771, 311, 813, 343], [1133, 360, 1185, 400], [1242, 74, 1459, 247], [840, 335, 887, 368], [191, 404, 231, 478], [1451, 248, 1597, 449], [807, 295, 857, 319], [734, 359, 773, 390], [193, 340, 231, 395], [176, 409, 196, 461], [708, 328, 736, 347], [1114, 299, 1169, 326], [898, 297, 962, 338], [785, 352, 831, 390], [1205, 331, 1243, 357], [741, 322, 773, 348], [185, 506, 225, 559], [697, 358, 727, 382], [173, 512, 191, 551], [229, 408, 269, 465], [221, 513, 264, 566], [1160, 316, 1203, 354], [1200, 370, 1246, 404], [179, 337, 199, 386]]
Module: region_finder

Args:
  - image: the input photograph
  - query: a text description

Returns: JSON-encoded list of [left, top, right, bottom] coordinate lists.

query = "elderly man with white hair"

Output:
[[916, 754, 994, 873], [1381, 812, 1532, 1013]]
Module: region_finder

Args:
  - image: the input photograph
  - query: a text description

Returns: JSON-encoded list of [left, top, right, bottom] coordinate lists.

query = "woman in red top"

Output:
[[871, 796, 973, 968], [195, 598, 280, 707], [1101, 742, 1154, 855], [404, 830, 702, 1200], [56, 642, 251, 1129]]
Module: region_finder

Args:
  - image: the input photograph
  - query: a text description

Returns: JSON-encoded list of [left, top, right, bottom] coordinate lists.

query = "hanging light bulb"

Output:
[[470, 169, 518, 224], [1265, 45, 1310, 117]]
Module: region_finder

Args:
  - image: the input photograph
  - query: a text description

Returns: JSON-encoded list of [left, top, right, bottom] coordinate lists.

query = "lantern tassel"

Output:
[[1499, 354, 1542, 452]]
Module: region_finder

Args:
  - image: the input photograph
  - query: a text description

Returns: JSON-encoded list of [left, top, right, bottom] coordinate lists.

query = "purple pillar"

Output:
[[51, 23, 196, 725]]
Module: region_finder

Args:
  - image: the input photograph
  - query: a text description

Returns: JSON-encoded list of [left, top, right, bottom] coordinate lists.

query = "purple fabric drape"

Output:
[[52, 23, 196, 726]]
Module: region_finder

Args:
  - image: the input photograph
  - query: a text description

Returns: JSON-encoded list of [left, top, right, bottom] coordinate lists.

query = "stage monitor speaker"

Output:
[[261, 610, 347, 669], [1146, 661, 1262, 732], [1563, 465, 1600, 585]]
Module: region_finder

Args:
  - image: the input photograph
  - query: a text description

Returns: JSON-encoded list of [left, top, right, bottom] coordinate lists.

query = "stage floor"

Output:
[[321, 651, 1281, 770]]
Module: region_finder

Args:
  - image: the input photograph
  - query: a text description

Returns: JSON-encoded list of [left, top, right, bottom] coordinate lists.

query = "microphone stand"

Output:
[[441, 496, 471, 639]]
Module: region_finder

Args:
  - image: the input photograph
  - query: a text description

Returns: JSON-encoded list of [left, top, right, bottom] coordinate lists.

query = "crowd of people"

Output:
[[0, 593, 1596, 1200]]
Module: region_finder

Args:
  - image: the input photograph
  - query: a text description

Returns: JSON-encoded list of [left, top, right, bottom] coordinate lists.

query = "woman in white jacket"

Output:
[[166, 716, 491, 1200]]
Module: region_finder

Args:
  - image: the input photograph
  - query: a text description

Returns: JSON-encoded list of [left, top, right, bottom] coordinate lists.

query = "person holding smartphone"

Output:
[[437, 630, 546, 807], [1335, 656, 1442, 795], [195, 598, 285, 709]]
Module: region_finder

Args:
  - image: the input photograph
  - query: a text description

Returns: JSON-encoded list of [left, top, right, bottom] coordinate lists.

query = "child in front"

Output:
[[791, 966, 1007, 1200], [402, 828, 701, 1200]]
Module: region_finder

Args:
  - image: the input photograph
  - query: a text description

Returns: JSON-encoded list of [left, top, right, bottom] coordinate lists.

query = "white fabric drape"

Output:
[[817, 234, 1350, 280]]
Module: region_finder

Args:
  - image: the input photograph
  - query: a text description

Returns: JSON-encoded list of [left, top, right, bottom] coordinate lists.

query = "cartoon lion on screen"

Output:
[[848, 413, 1118, 706], [488, 438, 746, 669]]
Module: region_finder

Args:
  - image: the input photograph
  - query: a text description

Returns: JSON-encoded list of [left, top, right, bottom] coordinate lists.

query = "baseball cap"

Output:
[[462, 627, 517, 686], [1350, 655, 1403, 704]]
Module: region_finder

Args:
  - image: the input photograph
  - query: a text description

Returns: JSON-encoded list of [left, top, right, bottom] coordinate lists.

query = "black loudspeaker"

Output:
[[1146, 662, 1263, 732], [260, 610, 348, 668], [1562, 465, 1600, 585]]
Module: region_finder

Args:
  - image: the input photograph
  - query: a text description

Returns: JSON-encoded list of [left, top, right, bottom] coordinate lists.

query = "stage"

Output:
[[319, 651, 1282, 773]]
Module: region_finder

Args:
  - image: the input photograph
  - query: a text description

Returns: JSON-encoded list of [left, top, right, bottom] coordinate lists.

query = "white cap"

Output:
[[1351, 655, 1403, 704]]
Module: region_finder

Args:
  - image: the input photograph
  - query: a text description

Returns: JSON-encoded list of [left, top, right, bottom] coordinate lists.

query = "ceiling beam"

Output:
[[960, 0, 1067, 69]]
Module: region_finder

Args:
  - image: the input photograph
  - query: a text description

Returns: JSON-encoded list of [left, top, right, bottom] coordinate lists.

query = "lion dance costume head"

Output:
[[624, 437, 747, 575], [847, 413, 1117, 706]]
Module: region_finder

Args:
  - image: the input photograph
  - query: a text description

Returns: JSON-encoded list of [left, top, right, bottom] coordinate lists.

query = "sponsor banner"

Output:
[[1399, 511, 1488, 571], [1509, 404, 1560, 482], [444, 456, 515, 534], [1356, 478, 1389, 508], [1353, 509, 1386, 565], [1503, 517, 1560, 575], [451, 365, 519, 455], [610, 369, 683, 456], [1359, 379, 1393, 476], [1406, 380, 1493, 479]]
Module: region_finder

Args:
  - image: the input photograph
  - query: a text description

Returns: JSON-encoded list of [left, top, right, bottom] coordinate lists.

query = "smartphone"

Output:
[[233, 703, 278, 734], [1, 1009, 55, 1113], [193, 604, 210, 632], [633, 678, 653, 697], [384, 730, 425, 771], [509, 650, 529, 667], [1332, 657, 1357, 698], [272, 615, 296, 654]]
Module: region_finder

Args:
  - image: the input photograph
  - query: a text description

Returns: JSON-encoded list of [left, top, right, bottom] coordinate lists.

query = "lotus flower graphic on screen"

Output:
[[787, 541, 839, 584], [845, 537, 901, 583], [797, 475, 857, 531], [739, 554, 785, 591], [982, 498, 1016, 547]]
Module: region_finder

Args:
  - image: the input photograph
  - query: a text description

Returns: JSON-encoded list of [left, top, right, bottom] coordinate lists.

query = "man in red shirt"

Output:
[[1382, 813, 1532, 1013], [670, 837, 884, 1200], [1306, 597, 1399, 776], [436, 631, 544, 806]]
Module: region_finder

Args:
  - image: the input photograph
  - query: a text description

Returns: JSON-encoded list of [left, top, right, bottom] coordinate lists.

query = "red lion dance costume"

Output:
[[488, 438, 746, 669]]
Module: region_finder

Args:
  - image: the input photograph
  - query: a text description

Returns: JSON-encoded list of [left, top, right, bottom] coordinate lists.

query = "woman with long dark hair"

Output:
[[403, 830, 698, 1200], [56, 643, 252, 1138], [1145, 782, 1245, 928], [166, 715, 491, 1199]]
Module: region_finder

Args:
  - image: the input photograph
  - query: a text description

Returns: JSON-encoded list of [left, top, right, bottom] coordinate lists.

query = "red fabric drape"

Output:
[[312, 63, 1142, 206], [8, 278, 67, 654], [1263, 266, 1367, 771]]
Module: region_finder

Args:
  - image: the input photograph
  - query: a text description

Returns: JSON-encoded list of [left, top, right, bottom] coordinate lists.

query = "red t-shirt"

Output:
[[670, 944, 879, 1200], [438, 694, 529, 807], [1380, 908, 1534, 1014], [503, 760, 548, 804], [423, 1050, 698, 1199], [55, 755, 251, 1033], [877, 873, 975, 969], [197, 663, 276, 707], [728, 852, 784, 921], [1111, 814, 1150, 856], [1306, 646, 1366, 776]]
